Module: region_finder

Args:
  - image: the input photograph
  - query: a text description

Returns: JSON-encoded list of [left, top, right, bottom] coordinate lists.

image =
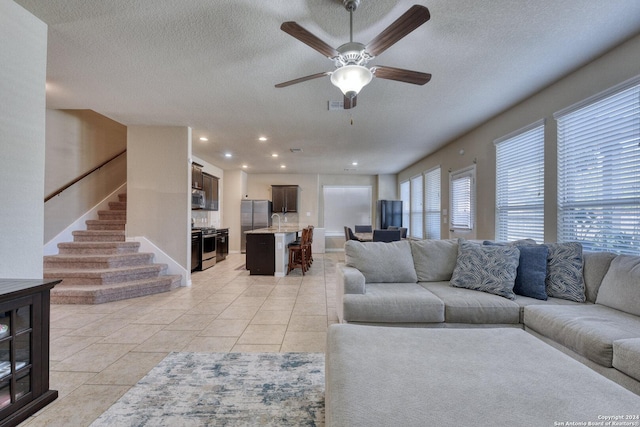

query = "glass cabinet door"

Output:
[[0, 300, 33, 411]]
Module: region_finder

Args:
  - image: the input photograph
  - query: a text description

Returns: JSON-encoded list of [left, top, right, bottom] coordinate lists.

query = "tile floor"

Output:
[[20, 252, 342, 426]]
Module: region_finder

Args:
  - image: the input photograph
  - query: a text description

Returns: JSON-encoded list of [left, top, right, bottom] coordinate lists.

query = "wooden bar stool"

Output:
[[287, 227, 311, 275]]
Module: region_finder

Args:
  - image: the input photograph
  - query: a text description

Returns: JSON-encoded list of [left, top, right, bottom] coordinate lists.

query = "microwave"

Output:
[[192, 189, 206, 209]]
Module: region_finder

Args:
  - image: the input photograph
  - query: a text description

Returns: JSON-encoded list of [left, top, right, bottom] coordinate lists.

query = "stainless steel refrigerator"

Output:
[[377, 200, 403, 229], [241, 200, 272, 253]]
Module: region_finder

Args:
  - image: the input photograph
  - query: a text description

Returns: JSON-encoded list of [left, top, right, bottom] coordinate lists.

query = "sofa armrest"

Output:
[[337, 263, 366, 295]]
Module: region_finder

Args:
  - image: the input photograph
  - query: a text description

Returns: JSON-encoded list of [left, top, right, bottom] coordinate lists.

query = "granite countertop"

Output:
[[245, 225, 303, 234]]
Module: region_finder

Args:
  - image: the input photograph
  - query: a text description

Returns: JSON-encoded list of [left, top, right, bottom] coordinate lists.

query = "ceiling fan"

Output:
[[275, 0, 432, 109]]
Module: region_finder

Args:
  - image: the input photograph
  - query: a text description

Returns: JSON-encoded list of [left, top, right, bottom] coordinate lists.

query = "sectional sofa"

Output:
[[335, 238, 640, 394]]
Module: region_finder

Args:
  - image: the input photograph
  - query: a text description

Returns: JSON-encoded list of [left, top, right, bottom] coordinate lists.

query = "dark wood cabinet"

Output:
[[202, 173, 219, 211], [245, 234, 275, 275], [0, 279, 59, 427], [271, 185, 299, 213], [192, 163, 203, 190]]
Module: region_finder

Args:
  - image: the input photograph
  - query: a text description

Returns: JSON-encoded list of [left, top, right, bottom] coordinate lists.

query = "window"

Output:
[[555, 76, 640, 254], [424, 167, 441, 239], [495, 121, 545, 243], [400, 180, 410, 236], [450, 166, 475, 231], [410, 174, 424, 239]]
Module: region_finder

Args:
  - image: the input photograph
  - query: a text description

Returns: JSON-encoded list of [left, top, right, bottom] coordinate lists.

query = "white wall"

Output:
[[398, 33, 640, 242], [127, 126, 191, 279], [222, 169, 246, 253], [0, 0, 47, 278]]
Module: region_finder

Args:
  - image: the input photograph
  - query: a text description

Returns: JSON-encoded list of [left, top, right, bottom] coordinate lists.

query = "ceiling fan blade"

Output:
[[281, 22, 340, 58], [371, 66, 431, 85], [275, 72, 331, 88], [344, 95, 357, 109], [365, 5, 430, 57]]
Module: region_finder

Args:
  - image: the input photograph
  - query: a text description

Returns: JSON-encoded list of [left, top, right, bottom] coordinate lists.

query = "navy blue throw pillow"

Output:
[[483, 241, 548, 300]]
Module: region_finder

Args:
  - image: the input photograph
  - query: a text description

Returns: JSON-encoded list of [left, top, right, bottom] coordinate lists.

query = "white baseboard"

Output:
[[128, 236, 189, 287]]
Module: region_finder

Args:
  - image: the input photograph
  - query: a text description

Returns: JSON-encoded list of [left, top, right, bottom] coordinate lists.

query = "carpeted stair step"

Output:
[[50, 275, 181, 304], [44, 264, 167, 286], [57, 241, 140, 255], [73, 230, 126, 242], [85, 219, 126, 231], [44, 252, 154, 269], [98, 210, 126, 221], [108, 201, 127, 210], [118, 193, 127, 202]]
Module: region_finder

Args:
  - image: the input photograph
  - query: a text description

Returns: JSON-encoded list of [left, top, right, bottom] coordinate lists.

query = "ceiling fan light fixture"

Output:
[[330, 65, 372, 98]]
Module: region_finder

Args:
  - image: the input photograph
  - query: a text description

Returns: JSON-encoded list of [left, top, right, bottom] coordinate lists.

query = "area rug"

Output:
[[90, 352, 325, 426]]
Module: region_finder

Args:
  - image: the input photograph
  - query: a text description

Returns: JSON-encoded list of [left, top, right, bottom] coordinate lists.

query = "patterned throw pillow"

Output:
[[451, 239, 520, 300], [544, 242, 585, 302]]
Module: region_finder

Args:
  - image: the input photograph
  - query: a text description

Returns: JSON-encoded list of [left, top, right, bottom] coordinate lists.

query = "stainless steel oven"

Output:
[[199, 228, 217, 270]]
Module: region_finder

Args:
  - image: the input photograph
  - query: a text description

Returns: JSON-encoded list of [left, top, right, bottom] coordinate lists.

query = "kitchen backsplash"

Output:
[[192, 210, 220, 228]]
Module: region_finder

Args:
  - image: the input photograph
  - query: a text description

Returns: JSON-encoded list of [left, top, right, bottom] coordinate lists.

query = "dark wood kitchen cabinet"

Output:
[[202, 173, 219, 211], [271, 185, 299, 213], [192, 162, 203, 190], [0, 279, 60, 427], [245, 234, 275, 275]]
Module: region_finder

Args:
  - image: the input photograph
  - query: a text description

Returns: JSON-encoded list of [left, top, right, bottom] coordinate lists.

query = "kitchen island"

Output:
[[245, 226, 302, 276]]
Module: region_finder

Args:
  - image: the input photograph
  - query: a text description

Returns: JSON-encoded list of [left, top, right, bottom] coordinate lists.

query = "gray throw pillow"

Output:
[[544, 242, 585, 302], [345, 240, 417, 284], [596, 255, 640, 316], [410, 239, 458, 282], [450, 239, 520, 300]]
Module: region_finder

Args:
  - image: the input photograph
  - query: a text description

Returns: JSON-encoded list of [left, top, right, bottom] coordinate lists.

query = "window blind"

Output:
[[410, 174, 424, 238], [424, 167, 441, 239], [495, 121, 545, 243], [400, 180, 410, 235], [450, 166, 475, 230], [555, 77, 640, 254]]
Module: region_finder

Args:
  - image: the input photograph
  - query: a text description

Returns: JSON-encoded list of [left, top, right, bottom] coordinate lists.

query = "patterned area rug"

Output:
[[90, 352, 325, 426]]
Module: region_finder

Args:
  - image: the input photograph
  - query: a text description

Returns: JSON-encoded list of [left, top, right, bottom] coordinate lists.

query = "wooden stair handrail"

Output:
[[44, 149, 126, 202]]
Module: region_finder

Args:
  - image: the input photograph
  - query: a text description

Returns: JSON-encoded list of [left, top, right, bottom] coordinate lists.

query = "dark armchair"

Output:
[[354, 225, 373, 233], [372, 229, 402, 242]]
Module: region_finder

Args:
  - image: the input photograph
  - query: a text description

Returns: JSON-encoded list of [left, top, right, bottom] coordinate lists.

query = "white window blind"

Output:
[[555, 77, 640, 254], [424, 167, 441, 239], [410, 174, 424, 238], [495, 121, 545, 243], [400, 180, 410, 236], [450, 166, 475, 231]]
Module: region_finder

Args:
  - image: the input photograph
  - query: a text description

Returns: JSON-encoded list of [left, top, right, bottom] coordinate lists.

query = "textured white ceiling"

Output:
[[15, 0, 640, 175]]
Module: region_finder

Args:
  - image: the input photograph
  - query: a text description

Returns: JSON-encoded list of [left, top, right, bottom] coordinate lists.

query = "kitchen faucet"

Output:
[[271, 213, 281, 231]]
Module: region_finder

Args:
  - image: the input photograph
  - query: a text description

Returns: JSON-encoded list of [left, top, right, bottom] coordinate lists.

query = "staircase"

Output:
[[44, 193, 181, 304]]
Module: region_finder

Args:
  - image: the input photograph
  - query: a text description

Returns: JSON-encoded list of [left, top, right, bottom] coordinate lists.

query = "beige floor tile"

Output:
[[86, 351, 168, 385], [52, 343, 136, 372], [50, 335, 103, 362], [130, 308, 186, 325], [216, 304, 261, 320], [251, 310, 292, 325], [65, 316, 129, 337], [199, 318, 250, 337], [292, 302, 327, 316], [204, 292, 240, 304], [232, 344, 281, 352], [133, 330, 200, 352], [23, 384, 130, 427], [241, 285, 275, 297], [287, 315, 328, 332], [188, 301, 231, 315], [50, 313, 108, 330], [231, 296, 268, 307], [49, 371, 97, 399], [182, 336, 237, 352], [260, 297, 296, 311], [163, 313, 217, 331], [100, 323, 165, 344], [281, 331, 327, 353], [237, 324, 287, 345]]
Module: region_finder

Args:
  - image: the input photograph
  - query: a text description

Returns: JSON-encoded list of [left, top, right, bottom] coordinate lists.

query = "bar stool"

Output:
[[287, 227, 311, 275]]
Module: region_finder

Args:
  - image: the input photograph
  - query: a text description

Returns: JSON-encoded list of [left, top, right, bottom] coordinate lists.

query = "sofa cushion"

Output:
[[613, 338, 640, 382], [596, 255, 640, 317], [345, 240, 417, 284], [582, 251, 616, 303], [421, 282, 520, 324], [450, 239, 520, 300], [485, 241, 548, 300], [342, 283, 444, 323], [524, 304, 640, 367], [410, 239, 458, 282], [544, 242, 586, 302], [513, 295, 582, 323]]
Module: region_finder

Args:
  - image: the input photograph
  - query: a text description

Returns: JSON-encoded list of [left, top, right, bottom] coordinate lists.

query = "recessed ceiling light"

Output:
[[280, 165, 286, 169], [224, 153, 232, 158], [242, 164, 248, 169], [272, 153, 278, 158], [199, 137, 208, 141], [259, 137, 268, 141], [352, 162, 358, 166]]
